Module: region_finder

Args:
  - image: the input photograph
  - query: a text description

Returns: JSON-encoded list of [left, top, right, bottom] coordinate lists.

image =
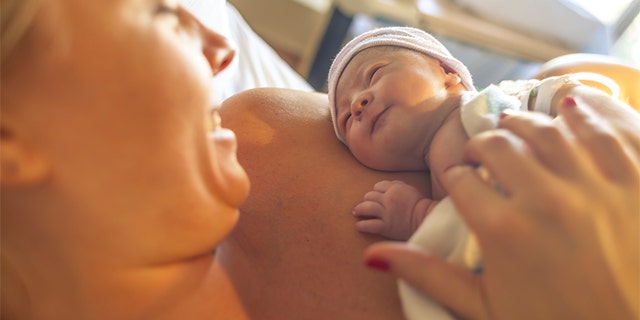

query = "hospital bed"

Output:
[[182, 0, 638, 107], [181, 0, 315, 101]]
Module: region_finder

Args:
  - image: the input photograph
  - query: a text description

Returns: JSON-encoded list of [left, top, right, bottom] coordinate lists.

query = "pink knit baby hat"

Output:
[[327, 26, 475, 143]]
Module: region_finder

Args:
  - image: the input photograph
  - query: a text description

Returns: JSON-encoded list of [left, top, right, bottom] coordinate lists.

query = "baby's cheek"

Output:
[[350, 146, 372, 166]]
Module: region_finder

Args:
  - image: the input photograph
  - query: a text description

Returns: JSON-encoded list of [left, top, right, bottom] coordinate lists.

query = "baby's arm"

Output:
[[353, 180, 438, 241]]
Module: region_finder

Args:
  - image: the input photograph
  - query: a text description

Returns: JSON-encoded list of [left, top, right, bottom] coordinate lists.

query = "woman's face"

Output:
[[2, 0, 249, 270]]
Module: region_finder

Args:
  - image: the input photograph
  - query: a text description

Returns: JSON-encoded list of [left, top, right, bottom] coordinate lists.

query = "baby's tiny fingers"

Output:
[[353, 201, 385, 219], [363, 190, 384, 202], [356, 219, 386, 235], [373, 180, 398, 192]]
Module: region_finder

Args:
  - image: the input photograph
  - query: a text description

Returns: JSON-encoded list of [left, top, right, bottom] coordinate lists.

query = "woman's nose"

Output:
[[351, 92, 372, 119], [200, 28, 236, 76]]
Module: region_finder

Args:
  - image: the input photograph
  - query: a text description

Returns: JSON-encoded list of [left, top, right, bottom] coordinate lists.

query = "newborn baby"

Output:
[[327, 26, 585, 320]]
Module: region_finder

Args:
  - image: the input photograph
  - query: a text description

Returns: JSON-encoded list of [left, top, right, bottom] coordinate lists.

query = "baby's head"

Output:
[[327, 27, 475, 144]]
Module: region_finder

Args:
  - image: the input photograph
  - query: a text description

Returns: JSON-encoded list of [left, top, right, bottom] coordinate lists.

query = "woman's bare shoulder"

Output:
[[218, 88, 428, 320]]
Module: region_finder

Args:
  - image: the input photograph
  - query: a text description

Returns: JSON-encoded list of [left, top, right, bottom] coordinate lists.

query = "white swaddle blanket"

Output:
[[400, 77, 586, 319], [400, 85, 519, 320]]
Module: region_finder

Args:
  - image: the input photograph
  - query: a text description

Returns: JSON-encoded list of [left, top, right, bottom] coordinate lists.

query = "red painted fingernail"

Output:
[[562, 96, 577, 108], [365, 258, 390, 271], [499, 108, 516, 120]]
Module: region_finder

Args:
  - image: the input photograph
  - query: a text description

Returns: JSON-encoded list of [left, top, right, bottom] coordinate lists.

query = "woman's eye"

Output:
[[157, 6, 178, 15], [156, 1, 180, 16], [155, 3, 195, 30]]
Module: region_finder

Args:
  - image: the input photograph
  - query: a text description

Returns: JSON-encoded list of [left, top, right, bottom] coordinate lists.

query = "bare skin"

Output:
[[217, 88, 430, 320], [1, 1, 249, 318]]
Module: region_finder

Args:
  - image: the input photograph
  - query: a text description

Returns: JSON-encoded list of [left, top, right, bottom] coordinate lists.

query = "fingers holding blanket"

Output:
[[364, 242, 489, 320], [557, 96, 640, 185], [497, 109, 589, 181]]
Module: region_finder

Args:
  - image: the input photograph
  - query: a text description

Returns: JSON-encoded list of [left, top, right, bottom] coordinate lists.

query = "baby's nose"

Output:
[[351, 93, 372, 118]]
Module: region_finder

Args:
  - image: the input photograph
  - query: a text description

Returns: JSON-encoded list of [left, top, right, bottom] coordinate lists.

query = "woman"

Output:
[[2, 0, 249, 318], [3, 0, 638, 319]]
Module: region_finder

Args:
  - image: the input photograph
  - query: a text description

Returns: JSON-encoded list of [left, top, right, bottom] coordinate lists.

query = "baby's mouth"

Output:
[[371, 107, 389, 133]]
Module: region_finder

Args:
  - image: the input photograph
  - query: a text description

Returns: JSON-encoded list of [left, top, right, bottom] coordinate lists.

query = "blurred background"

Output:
[[228, 0, 639, 91]]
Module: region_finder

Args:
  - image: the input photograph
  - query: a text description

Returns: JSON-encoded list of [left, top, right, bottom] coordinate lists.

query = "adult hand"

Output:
[[364, 97, 639, 320]]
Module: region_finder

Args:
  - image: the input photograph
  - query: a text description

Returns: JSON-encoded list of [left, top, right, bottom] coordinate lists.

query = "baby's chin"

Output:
[[355, 151, 425, 172]]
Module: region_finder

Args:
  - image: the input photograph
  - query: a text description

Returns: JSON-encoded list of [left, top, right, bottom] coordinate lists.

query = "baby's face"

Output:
[[334, 46, 465, 171]]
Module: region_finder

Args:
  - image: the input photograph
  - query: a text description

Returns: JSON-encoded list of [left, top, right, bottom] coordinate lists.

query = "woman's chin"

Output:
[[217, 166, 250, 207], [209, 206, 241, 248], [208, 128, 251, 207]]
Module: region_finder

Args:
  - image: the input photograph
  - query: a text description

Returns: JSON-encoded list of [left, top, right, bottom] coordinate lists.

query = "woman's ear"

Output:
[[1, 119, 51, 187]]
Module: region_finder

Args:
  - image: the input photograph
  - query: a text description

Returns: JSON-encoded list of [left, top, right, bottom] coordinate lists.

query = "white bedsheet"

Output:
[[182, 0, 314, 100]]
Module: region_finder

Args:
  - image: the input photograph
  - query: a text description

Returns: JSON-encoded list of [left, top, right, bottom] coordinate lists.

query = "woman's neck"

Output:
[[2, 253, 249, 319]]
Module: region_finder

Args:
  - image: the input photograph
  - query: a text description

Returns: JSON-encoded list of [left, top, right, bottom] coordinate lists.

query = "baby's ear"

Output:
[[1, 118, 51, 187], [438, 62, 462, 88], [444, 72, 462, 88]]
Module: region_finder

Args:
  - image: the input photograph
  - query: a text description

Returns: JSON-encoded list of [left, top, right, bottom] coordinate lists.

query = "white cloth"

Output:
[[400, 77, 579, 320], [181, 0, 313, 100]]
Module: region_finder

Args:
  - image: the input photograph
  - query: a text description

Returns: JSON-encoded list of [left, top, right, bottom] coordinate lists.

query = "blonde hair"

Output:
[[1, 0, 40, 65]]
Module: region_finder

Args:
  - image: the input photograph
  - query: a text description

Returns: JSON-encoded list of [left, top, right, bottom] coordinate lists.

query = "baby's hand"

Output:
[[353, 180, 435, 241]]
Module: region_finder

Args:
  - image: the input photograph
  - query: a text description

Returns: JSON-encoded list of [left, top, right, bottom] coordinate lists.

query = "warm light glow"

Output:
[[566, 0, 636, 24]]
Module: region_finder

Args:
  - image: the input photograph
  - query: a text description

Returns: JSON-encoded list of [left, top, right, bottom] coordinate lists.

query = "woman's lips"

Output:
[[207, 110, 237, 142], [207, 118, 249, 207], [208, 127, 237, 142], [208, 110, 222, 132]]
